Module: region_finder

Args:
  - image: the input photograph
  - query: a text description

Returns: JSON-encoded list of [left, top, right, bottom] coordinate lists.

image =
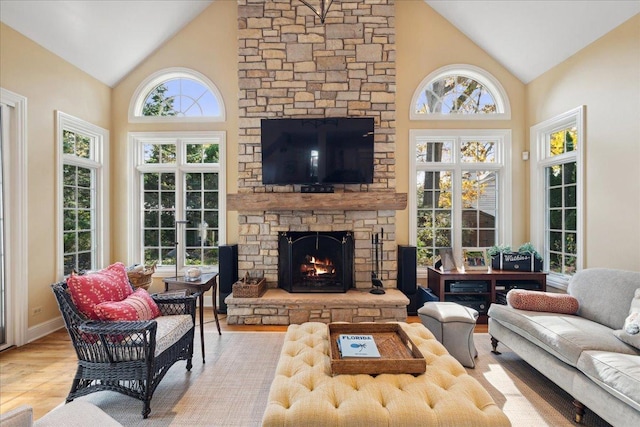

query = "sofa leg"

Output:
[[490, 336, 501, 354], [573, 400, 585, 423]]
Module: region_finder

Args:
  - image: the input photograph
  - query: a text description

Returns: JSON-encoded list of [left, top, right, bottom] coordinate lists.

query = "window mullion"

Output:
[[175, 141, 186, 271], [452, 139, 463, 261]]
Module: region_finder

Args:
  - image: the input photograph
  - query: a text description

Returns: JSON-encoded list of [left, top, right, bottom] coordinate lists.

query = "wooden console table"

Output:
[[427, 267, 547, 323]]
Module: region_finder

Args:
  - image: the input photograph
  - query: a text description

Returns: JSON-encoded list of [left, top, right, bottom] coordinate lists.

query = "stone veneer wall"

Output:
[[236, 0, 397, 290]]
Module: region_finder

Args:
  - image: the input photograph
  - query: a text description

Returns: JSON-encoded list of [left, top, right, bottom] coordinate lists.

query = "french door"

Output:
[[0, 88, 27, 351], [0, 104, 9, 350]]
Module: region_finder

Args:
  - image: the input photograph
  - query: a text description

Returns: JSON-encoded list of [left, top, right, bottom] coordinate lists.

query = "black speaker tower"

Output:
[[397, 245, 419, 315], [218, 244, 238, 314]]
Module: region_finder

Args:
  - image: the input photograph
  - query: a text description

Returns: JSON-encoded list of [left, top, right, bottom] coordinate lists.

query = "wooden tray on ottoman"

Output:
[[328, 323, 426, 375]]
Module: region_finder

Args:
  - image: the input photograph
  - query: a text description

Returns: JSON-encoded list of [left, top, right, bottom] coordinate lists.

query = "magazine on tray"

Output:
[[337, 334, 381, 358]]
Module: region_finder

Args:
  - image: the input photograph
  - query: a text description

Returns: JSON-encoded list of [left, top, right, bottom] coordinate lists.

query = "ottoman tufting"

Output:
[[262, 322, 510, 427], [418, 302, 479, 368]]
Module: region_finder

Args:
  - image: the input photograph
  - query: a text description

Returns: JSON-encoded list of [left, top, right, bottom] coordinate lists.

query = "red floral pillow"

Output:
[[67, 262, 133, 319], [507, 289, 579, 314], [94, 288, 161, 321]]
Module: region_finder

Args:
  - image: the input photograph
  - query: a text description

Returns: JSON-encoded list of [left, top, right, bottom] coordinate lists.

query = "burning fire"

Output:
[[300, 255, 336, 276]]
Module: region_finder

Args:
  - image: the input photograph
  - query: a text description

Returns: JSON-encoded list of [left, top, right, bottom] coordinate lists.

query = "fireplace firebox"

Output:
[[278, 231, 354, 293]]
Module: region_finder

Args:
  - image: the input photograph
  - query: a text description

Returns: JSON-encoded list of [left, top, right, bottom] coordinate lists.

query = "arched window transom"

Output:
[[411, 65, 510, 120], [130, 68, 226, 122]]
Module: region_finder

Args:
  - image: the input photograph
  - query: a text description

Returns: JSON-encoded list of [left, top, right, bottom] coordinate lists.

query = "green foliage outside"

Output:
[[62, 130, 94, 275], [416, 140, 496, 266], [140, 122, 220, 268], [416, 76, 497, 115], [142, 84, 177, 116]]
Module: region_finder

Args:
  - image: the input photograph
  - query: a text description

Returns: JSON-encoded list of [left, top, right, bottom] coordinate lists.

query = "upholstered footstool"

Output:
[[262, 322, 510, 427], [418, 302, 479, 368]]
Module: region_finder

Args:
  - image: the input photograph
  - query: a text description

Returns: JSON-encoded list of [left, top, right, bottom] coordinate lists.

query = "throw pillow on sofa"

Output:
[[67, 262, 133, 319], [95, 288, 161, 321], [613, 288, 640, 350], [506, 289, 579, 314]]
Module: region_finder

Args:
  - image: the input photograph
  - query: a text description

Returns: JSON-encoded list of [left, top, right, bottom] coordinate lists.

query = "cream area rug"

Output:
[[77, 331, 611, 427], [471, 333, 610, 427]]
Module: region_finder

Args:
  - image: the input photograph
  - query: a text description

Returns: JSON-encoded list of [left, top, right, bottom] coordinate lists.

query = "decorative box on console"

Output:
[[232, 273, 266, 298], [491, 252, 543, 272]]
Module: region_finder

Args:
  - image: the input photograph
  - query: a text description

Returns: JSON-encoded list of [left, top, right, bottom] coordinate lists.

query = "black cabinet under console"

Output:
[[427, 267, 547, 323]]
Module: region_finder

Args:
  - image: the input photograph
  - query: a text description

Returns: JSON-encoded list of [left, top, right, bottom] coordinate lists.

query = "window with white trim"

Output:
[[410, 65, 511, 120], [57, 112, 108, 276], [129, 132, 226, 271], [410, 130, 512, 267], [530, 106, 584, 288], [129, 68, 225, 123]]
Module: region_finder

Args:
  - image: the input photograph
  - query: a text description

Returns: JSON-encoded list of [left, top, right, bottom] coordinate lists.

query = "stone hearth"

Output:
[[225, 289, 409, 325]]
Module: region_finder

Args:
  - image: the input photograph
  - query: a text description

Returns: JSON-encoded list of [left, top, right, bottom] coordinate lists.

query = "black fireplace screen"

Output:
[[278, 231, 354, 293]]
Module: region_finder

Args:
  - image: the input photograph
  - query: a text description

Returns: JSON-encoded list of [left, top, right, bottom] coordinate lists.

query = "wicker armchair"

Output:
[[51, 281, 196, 418]]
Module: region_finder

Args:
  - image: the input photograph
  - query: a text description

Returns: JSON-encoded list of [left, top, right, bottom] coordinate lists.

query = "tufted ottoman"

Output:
[[262, 322, 510, 427], [418, 302, 479, 368]]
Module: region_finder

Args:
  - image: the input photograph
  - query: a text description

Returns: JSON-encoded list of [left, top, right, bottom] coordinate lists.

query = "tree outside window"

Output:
[[58, 112, 107, 277], [530, 106, 584, 288], [411, 65, 511, 121], [412, 133, 508, 267], [132, 134, 224, 272], [546, 127, 578, 275]]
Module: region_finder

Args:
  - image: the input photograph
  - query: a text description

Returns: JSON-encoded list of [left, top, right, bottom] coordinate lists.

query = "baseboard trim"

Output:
[[27, 316, 65, 343]]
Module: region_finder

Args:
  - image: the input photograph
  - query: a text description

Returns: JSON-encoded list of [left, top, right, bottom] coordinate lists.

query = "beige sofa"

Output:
[[489, 268, 640, 426], [0, 401, 121, 427]]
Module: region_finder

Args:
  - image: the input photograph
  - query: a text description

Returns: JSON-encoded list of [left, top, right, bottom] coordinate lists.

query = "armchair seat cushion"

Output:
[[155, 314, 193, 356]]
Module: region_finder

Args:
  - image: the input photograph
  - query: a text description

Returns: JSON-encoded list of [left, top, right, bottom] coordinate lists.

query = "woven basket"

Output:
[[127, 263, 156, 290], [232, 273, 266, 298]]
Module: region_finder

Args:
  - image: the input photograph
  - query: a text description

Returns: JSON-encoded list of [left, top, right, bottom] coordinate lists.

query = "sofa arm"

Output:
[[34, 401, 122, 427], [153, 293, 197, 318], [0, 405, 33, 427]]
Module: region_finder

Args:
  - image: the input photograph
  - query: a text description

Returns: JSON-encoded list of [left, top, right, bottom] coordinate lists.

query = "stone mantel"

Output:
[[227, 192, 407, 211]]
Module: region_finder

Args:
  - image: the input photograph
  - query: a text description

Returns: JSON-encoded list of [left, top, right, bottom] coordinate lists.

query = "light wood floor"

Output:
[[0, 313, 487, 420]]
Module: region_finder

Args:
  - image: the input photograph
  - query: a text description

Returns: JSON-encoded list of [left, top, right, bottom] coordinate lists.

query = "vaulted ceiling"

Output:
[[1, 0, 638, 87]]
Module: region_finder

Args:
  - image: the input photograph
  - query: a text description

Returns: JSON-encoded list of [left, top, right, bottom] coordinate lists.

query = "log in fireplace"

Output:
[[278, 231, 354, 293]]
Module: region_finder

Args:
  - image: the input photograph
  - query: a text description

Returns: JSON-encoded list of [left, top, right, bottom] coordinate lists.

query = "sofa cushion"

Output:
[[623, 311, 640, 335], [507, 289, 579, 314], [67, 262, 133, 319], [488, 303, 639, 366], [94, 288, 161, 321], [613, 288, 640, 350], [613, 329, 640, 351], [567, 268, 640, 330], [577, 350, 640, 412], [624, 288, 640, 334]]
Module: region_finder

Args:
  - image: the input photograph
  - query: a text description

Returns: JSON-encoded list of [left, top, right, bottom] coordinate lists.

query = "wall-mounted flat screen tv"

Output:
[[261, 117, 375, 185]]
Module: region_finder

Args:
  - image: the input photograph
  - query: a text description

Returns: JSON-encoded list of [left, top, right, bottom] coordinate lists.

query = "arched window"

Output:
[[129, 68, 225, 122], [410, 65, 510, 120]]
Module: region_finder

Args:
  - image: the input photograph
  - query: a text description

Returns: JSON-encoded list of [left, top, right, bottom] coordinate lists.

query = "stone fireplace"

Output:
[[279, 231, 354, 293], [234, 0, 400, 292]]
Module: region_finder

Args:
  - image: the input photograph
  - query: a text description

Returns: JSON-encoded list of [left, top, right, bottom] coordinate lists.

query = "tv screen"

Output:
[[261, 117, 374, 185]]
